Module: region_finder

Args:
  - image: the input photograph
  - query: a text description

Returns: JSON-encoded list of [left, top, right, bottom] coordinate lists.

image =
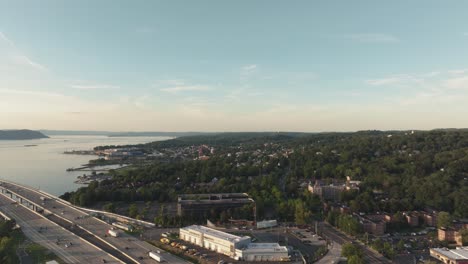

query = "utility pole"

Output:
[[253, 202, 257, 225]]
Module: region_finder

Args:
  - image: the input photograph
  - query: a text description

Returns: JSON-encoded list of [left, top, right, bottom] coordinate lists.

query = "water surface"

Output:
[[0, 135, 168, 196]]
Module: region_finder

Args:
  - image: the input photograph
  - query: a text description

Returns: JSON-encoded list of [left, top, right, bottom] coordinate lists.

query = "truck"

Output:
[[112, 222, 134, 232], [107, 229, 120, 238], [148, 251, 163, 262]]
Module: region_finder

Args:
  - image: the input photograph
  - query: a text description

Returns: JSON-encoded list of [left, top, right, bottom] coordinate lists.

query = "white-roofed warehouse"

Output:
[[180, 225, 289, 261], [430, 247, 468, 264]]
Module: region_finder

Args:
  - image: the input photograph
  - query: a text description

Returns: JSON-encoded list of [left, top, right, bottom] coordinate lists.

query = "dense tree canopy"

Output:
[[63, 130, 468, 224]]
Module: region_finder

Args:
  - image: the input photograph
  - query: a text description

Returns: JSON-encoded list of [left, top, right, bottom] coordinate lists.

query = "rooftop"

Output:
[[243, 243, 288, 253], [181, 225, 250, 243], [431, 247, 468, 260]]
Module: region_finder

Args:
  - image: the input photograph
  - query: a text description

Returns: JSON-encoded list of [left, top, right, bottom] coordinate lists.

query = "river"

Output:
[[0, 135, 169, 196]]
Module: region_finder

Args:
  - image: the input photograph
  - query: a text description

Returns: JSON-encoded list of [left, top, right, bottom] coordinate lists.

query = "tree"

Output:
[[128, 204, 139, 218], [103, 203, 115, 213], [294, 200, 306, 225], [382, 242, 395, 259], [341, 243, 362, 258], [294, 200, 311, 225], [437, 212, 452, 228], [348, 255, 364, 264], [396, 239, 405, 251], [460, 229, 468, 246]]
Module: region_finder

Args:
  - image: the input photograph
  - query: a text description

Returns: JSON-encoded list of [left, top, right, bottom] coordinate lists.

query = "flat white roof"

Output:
[[181, 225, 250, 243], [431, 247, 468, 260], [243, 243, 288, 253], [257, 220, 277, 223]]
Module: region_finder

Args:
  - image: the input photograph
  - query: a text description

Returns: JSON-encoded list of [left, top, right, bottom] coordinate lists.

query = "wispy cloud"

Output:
[[366, 74, 423, 86], [343, 33, 400, 43], [240, 64, 259, 83], [160, 85, 211, 93], [449, 69, 468, 75], [11, 55, 48, 71], [367, 70, 468, 107], [71, 84, 120, 90], [242, 64, 257, 72], [156, 80, 211, 94], [444, 76, 468, 90], [0, 88, 66, 98], [0, 31, 16, 48], [1, 31, 48, 71], [225, 86, 264, 101]]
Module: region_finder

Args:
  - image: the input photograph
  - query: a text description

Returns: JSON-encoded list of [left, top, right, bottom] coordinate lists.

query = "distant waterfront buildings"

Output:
[[96, 147, 145, 160]]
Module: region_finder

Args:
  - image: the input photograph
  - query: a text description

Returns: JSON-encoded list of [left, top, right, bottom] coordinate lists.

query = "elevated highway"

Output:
[[0, 179, 190, 264], [0, 194, 120, 263]]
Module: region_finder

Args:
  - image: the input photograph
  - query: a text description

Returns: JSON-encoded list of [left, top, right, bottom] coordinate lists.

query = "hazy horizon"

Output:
[[2, 1, 468, 131]]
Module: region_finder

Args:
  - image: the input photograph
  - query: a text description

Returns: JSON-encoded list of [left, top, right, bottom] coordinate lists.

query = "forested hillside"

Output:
[[62, 130, 468, 224], [0, 130, 48, 140]]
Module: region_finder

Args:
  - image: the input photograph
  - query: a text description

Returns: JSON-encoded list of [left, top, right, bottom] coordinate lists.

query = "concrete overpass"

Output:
[[0, 179, 190, 264]]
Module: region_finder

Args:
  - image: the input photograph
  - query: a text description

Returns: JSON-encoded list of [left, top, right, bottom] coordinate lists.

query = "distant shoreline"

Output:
[[0, 130, 49, 140]]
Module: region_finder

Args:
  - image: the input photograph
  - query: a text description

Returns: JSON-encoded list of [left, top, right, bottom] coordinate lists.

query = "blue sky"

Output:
[[1, 1, 468, 131]]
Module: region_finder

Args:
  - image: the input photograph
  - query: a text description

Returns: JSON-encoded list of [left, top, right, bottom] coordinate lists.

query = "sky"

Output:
[[1, 0, 468, 132]]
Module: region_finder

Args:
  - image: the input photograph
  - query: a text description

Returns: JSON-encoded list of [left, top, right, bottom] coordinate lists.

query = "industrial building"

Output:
[[177, 193, 255, 217], [430, 247, 468, 264], [180, 225, 251, 258], [236, 243, 290, 262], [180, 225, 289, 261]]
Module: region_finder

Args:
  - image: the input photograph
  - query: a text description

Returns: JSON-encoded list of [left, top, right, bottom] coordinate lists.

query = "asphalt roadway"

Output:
[[0, 181, 190, 264], [318, 222, 392, 263], [0, 193, 120, 264]]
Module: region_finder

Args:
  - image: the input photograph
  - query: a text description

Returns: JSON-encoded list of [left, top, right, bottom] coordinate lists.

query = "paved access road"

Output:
[[315, 242, 342, 264], [0, 194, 120, 264], [318, 222, 392, 264], [0, 180, 190, 264]]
